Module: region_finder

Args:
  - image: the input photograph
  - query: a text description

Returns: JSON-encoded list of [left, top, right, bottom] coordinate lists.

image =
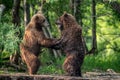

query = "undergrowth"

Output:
[[38, 49, 120, 75]]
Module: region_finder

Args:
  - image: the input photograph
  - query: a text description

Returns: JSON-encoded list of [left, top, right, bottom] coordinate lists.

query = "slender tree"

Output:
[[24, 0, 30, 26], [75, 0, 82, 26], [83, 0, 98, 55], [91, 0, 97, 54], [12, 0, 21, 26]]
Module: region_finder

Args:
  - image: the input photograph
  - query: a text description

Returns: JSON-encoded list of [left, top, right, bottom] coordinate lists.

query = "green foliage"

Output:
[[104, 1, 120, 21], [38, 64, 64, 75], [39, 53, 65, 75], [42, 0, 71, 38], [83, 51, 120, 72], [0, 22, 24, 59], [43, 0, 71, 16], [39, 48, 65, 75], [1, 12, 12, 23], [0, 13, 24, 64]]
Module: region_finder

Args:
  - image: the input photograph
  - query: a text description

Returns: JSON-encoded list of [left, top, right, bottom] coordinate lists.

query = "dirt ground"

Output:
[[83, 71, 120, 80], [0, 71, 120, 80], [0, 68, 120, 80]]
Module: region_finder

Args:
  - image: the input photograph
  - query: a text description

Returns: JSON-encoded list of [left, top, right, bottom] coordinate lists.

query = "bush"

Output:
[[0, 22, 24, 62]]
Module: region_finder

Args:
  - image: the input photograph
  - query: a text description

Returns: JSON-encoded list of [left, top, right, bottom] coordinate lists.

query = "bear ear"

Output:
[[63, 11, 67, 14], [64, 12, 68, 17], [37, 11, 43, 14]]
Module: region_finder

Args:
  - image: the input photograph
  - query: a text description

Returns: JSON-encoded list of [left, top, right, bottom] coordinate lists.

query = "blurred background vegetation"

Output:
[[0, 0, 120, 75]]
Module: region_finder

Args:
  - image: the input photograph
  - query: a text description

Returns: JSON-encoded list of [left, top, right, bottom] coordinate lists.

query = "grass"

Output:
[[38, 51, 65, 75], [82, 50, 120, 73]]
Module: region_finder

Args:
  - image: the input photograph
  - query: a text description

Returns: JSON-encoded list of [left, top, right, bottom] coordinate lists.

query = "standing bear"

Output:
[[55, 12, 85, 76], [20, 13, 57, 75]]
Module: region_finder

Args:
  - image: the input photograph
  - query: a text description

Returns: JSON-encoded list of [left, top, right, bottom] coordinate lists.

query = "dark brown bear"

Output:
[[55, 13, 85, 76], [20, 13, 57, 75]]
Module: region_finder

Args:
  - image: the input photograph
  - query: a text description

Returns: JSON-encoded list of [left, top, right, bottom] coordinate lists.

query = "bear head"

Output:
[[56, 12, 77, 31], [31, 13, 49, 28]]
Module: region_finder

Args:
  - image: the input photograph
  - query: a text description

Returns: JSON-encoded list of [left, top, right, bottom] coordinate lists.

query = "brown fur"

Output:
[[56, 13, 85, 76], [20, 13, 57, 75]]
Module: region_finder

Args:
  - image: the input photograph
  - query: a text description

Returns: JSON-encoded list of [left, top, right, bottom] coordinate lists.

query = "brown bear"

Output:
[[20, 13, 58, 75], [55, 12, 85, 76]]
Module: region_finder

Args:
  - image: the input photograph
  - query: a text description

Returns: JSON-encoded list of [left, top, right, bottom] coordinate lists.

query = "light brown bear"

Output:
[[20, 13, 57, 75]]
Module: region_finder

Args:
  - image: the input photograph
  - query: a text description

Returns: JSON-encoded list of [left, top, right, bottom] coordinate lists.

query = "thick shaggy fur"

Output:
[[20, 13, 56, 75], [56, 13, 85, 76]]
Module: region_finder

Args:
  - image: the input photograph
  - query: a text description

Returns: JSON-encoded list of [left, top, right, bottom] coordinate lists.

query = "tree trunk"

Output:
[[90, 0, 97, 54], [75, 0, 82, 26], [84, 0, 98, 55], [12, 0, 21, 26], [24, 0, 30, 26]]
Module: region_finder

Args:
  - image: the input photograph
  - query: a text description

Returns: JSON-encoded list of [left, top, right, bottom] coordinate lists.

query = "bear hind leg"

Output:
[[20, 50, 40, 75], [28, 57, 40, 75], [63, 54, 81, 76]]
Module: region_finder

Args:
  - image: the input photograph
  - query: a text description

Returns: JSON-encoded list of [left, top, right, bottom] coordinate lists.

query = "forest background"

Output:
[[0, 0, 120, 75]]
